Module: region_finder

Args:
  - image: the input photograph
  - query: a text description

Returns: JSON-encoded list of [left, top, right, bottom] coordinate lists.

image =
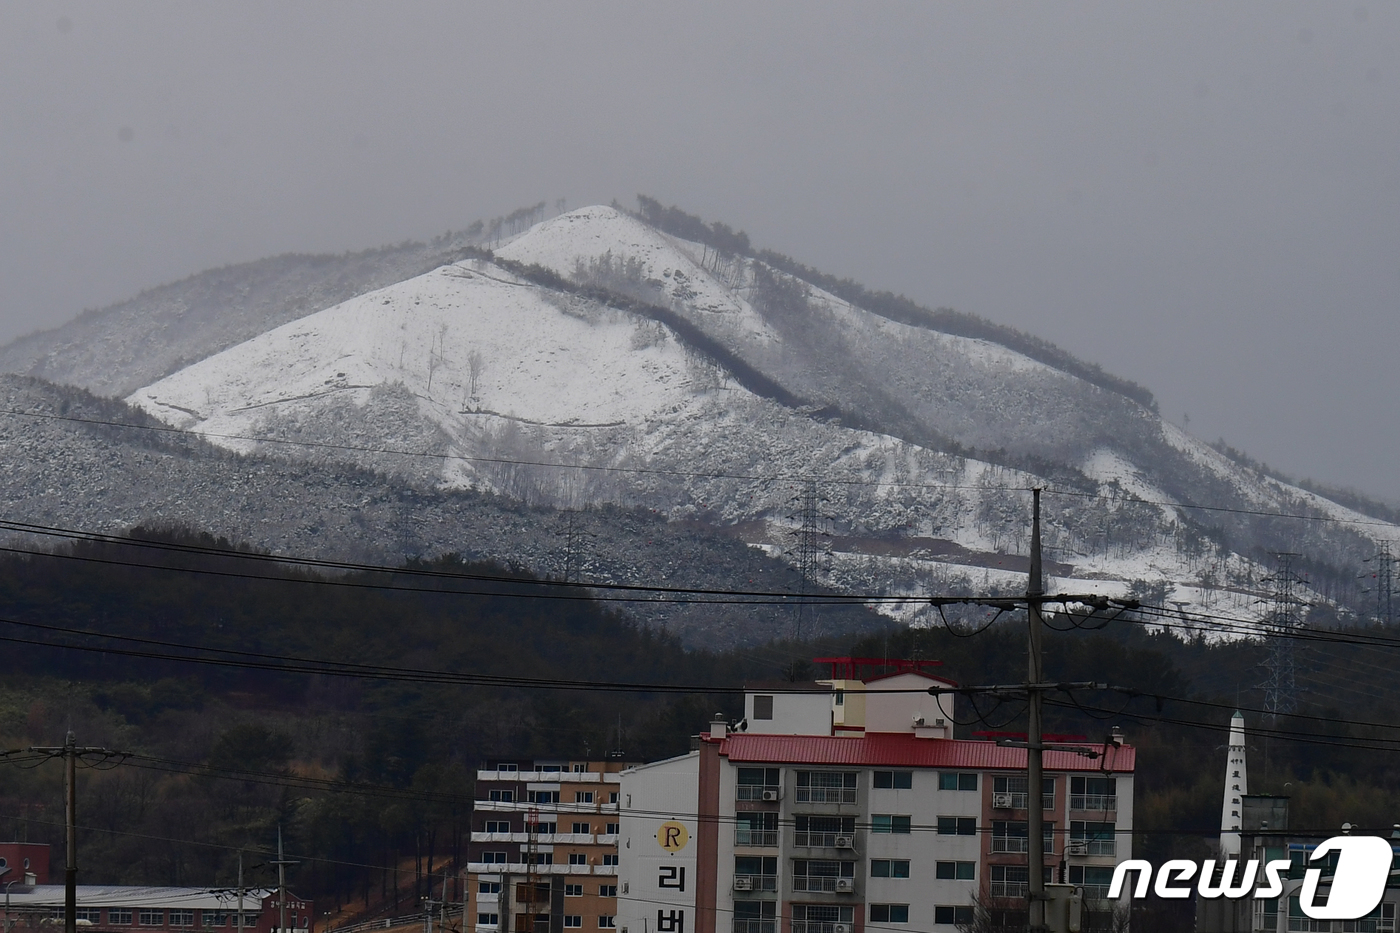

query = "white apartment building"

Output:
[[618, 660, 1135, 933]]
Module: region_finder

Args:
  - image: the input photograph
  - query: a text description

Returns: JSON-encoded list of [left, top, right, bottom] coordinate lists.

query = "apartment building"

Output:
[[466, 759, 633, 933], [618, 659, 1135, 933]]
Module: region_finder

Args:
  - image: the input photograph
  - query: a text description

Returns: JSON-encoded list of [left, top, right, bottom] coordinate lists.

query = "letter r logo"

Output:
[[1300, 836, 1391, 920]]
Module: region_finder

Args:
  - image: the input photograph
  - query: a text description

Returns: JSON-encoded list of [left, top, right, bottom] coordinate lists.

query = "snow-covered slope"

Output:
[[124, 208, 1400, 629]]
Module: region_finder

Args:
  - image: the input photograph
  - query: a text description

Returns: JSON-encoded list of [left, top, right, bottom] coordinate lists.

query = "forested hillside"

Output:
[[2, 528, 1397, 913]]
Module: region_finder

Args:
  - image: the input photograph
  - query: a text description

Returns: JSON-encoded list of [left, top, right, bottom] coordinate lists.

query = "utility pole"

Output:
[[1026, 489, 1047, 933], [237, 851, 245, 933], [272, 827, 298, 933], [16, 733, 126, 933]]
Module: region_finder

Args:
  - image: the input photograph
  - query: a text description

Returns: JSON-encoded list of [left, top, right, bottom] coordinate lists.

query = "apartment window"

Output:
[[479, 882, 501, 894], [992, 776, 1055, 810], [602, 854, 618, 866], [76, 910, 102, 924], [599, 885, 617, 897], [140, 911, 165, 927], [201, 912, 227, 928], [565, 885, 583, 897], [753, 695, 774, 720], [483, 851, 508, 863], [870, 905, 909, 924], [1070, 776, 1117, 811], [485, 821, 511, 833], [870, 860, 910, 879], [565, 918, 583, 929], [110, 911, 134, 926], [834, 690, 844, 706], [528, 853, 554, 865], [938, 773, 978, 791], [791, 904, 854, 933], [734, 901, 777, 933], [609, 792, 618, 804], [797, 771, 857, 804], [527, 791, 558, 804], [573, 822, 592, 834], [934, 907, 974, 926], [792, 859, 855, 892], [737, 811, 779, 847], [569, 854, 589, 866], [478, 914, 499, 927], [488, 790, 514, 802], [605, 823, 620, 835], [936, 817, 977, 836], [572, 791, 592, 804], [598, 918, 616, 929], [499, 764, 519, 773], [1068, 866, 1114, 899], [170, 911, 195, 928], [542, 765, 563, 772], [935, 861, 976, 881], [735, 856, 779, 892], [574, 764, 586, 773], [737, 767, 781, 801], [873, 771, 912, 789], [871, 814, 911, 834], [991, 865, 1029, 899], [1069, 821, 1116, 857], [525, 821, 557, 835], [240, 916, 259, 930], [795, 814, 856, 847]]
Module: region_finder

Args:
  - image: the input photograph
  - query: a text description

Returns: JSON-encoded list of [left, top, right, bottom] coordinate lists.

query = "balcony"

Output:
[[793, 832, 856, 849], [1067, 839, 1116, 857], [795, 787, 857, 805], [734, 829, 778, 847], [732, 922, 776, 933], [737, 785, 781, 803], [991, 837, 1029, 854], [791, 923, 847, 933], [990, 881, 1028, 899], [732, 874, 778, 894], [992, 793, 1056, 811], [792, 877, 853, 894], [1070, 795, 1117, 812]]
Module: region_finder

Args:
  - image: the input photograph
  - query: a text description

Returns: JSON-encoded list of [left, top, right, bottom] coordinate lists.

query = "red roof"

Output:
[[719, 731, 1135, 772]]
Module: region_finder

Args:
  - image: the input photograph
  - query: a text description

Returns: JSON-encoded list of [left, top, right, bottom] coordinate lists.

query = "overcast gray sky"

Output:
[[2, 3, 1397, 500]]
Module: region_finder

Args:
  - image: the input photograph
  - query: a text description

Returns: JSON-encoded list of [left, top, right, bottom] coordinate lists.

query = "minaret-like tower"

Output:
[[1220, 711, 1248, 857]]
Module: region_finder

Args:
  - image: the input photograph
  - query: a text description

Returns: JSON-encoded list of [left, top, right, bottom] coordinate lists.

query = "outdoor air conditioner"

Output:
[[834, 835, 855, 849], [834, 924, 852, 933], [834, 878, 855, 893], [1066, 842, 1088, 856], [992, 794, 1015, 809], [733, 878, 754, 892], [761, 790, 780, 802]]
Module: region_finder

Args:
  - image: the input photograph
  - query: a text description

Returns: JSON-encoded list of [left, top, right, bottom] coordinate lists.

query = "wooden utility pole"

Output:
[[20, 733, 126, 933]]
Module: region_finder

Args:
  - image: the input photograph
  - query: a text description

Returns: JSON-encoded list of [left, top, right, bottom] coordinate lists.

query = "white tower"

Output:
[[1220, 711, 1248, 857]]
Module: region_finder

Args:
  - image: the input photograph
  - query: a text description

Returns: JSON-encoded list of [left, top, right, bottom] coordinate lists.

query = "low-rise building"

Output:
[[465, 759, 633, 933], [619, 659, 1136, 933], [1, 885, 312, 933]]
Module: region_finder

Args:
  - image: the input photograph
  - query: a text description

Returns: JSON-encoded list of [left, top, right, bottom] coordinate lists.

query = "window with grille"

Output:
[[796, 771, 857, 804], [792, 859, 854, 892]]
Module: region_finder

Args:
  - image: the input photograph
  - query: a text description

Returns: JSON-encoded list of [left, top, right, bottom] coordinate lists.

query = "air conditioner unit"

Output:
[[834, 835, 855, 849], [834, 878, 855, 893], [834, 924, 852, 933], [733, 878, 753, 892], [1066, 842, 1088, 856], [992, 794, 1015, 809], [760, 790, 780, 802]]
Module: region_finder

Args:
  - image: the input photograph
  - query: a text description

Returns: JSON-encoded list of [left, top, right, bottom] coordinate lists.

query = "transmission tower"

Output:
[[1257, 553, 1308, 719], [786, 480, 831, 642], [1362, 542, 1396, 627], [555, 512, 595, 584]]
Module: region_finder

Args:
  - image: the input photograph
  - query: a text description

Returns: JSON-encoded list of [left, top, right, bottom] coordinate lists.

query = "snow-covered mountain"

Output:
[[101, 204, 1397, 628]]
